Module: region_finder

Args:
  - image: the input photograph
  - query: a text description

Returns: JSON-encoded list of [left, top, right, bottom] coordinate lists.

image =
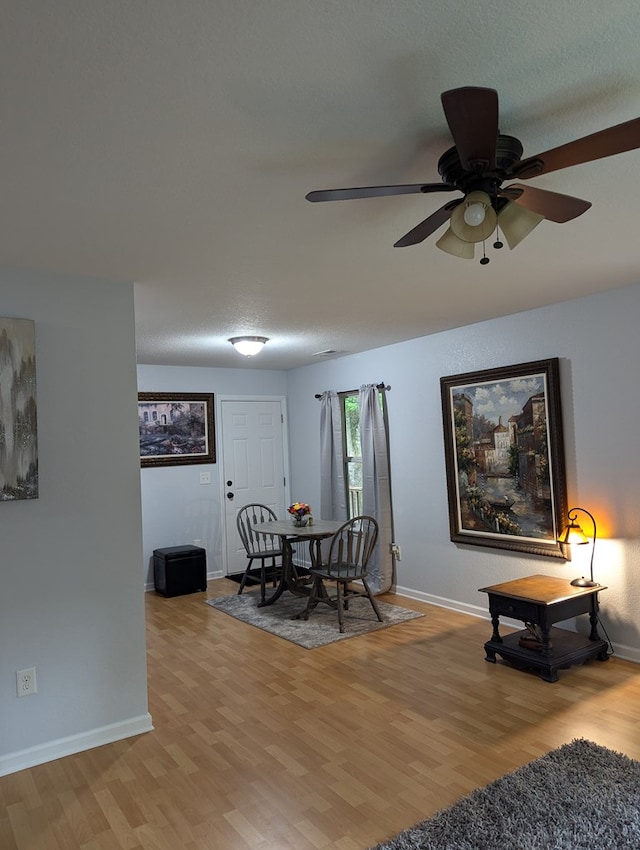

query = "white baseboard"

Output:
[[0, 713, 154, 778], [394, 585, 640, 665], [394, 584, 492, 621]]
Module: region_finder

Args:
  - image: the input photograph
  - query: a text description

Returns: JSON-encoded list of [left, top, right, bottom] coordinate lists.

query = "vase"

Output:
[[292, 516, 308, 527]]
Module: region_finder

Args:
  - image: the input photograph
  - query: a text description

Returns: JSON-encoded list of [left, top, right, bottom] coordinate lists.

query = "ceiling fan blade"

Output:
[[305, 183, 455, 202], [441, 87, 499, 171], [393, 200, 461, 248], [499, 186, 524, 200], [505, 183, 591, 223], [512, 116, 640, 178]]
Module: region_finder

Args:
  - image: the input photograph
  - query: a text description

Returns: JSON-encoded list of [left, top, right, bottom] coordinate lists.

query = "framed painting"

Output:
[[138, 392, 215, 467], [440, 358, 567, 558]]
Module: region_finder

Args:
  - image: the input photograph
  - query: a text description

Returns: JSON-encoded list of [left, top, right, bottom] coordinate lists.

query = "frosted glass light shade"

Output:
[[450, 191, 497, 243], [229, 336, 269, 356], [498, 202, 544, 249], [436, 228, 475, 258]]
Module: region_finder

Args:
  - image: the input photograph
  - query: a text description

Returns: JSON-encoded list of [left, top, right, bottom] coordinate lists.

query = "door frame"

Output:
[[217, 394, 291, 576]]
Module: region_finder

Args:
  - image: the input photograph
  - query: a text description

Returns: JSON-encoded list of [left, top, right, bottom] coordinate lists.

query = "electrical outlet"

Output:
[[199, 471, 211, 485], [16, 667, 37, 697], [390, 543, 402, 561]]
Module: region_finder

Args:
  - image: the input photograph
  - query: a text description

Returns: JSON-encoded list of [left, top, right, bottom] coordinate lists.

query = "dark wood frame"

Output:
[[440, 358, 567, 558], [138, 392, 215, 467]]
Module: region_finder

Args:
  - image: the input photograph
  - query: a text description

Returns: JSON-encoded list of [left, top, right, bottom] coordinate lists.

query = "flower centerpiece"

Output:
[[288, 502, 311, 527]]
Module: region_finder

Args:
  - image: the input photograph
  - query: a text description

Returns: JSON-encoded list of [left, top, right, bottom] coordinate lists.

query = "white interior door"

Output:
[[221, 399, 287, 575]]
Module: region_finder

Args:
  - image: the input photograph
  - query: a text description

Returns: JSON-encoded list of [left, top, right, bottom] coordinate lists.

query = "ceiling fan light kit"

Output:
[[436, 228, 475, 259], [498, 202, 544, 250], [306, 86, 640, 264], [450, 191, 497, 242]]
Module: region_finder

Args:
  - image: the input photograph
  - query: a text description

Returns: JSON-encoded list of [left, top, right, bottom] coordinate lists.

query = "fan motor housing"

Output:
[[438, 134, 524, 195]]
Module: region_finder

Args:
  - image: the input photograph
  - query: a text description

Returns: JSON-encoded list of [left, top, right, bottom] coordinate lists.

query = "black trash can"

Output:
[[153, 545, 207, 597]]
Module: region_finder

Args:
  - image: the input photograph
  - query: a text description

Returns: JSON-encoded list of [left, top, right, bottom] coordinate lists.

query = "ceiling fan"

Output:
[[305, 87, 640, 263]]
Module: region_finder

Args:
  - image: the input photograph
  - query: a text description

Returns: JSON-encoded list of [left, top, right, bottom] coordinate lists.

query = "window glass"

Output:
[[341, 393, 360, 519], [341, 389, 387, 518], [344, 395, 361, 457]]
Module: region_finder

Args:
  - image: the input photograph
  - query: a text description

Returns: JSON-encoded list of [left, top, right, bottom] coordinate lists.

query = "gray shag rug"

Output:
[[370, 738, 640, 849], [205, 591, 422, 649]]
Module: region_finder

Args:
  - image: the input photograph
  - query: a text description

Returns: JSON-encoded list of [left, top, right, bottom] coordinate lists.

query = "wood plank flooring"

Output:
[[3, 579, 640, 849]]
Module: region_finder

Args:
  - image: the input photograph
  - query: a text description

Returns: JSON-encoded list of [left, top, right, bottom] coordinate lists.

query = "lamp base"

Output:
[[570, 576, 598, 587]]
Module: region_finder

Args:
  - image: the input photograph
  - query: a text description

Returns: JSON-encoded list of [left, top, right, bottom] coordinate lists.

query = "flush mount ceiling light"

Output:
[[229, 336, 269, 357]]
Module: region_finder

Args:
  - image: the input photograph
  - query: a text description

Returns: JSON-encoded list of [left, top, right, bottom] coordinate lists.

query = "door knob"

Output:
[[226, 492, 234, 500]]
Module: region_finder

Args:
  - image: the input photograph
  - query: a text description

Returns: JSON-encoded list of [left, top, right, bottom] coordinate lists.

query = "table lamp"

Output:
[[558, 507, 598, 587]]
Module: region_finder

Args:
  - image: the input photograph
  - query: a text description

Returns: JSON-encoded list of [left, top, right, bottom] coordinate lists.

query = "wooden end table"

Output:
[[479, 574, 609, 682]]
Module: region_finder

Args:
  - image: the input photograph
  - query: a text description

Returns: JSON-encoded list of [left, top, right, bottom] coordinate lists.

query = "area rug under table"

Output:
[[369, 738, 640, 850], [205, 592, 422, 649]]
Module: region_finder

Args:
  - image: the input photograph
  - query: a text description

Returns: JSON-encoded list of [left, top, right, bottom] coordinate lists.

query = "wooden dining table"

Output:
[[251, 518, 344, 607]]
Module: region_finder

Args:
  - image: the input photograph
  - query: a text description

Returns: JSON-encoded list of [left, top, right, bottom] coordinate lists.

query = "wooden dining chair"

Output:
[[236, 504, 284, 604], [297, 515, 383, 633]]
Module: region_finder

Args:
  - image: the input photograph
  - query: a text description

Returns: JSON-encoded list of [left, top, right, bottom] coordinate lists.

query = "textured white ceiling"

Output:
[[2, 1, 640, 369]]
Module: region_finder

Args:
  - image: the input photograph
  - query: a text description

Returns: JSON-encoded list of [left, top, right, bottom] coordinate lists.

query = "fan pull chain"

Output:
[[491, 190, 503, 250], [480, 239, 490, 265]]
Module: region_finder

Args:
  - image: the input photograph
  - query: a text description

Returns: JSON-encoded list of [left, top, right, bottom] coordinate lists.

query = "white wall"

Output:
[[11, 270, 636, 779], [136, 282, 640, 660], [286, 282, 640, 659], [0, 268, 151, 776], [137, 365, 287, 586]]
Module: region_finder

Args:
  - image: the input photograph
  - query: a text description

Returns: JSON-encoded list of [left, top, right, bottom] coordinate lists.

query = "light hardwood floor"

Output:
[[3, 579, 640, 849]]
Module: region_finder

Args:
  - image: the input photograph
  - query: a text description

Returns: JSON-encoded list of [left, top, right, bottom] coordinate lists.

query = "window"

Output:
[[342, 393, 362, 518], [340, 389, 387, 518]]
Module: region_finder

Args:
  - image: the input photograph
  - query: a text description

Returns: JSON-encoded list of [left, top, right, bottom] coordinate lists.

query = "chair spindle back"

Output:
[[236, 503, 281, 556], [325, 516, 378, 580]]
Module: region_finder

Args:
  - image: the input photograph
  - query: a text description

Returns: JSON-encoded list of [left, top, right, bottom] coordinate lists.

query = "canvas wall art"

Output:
[[440, 358, 567, 558], [0, 317, 38, 500]]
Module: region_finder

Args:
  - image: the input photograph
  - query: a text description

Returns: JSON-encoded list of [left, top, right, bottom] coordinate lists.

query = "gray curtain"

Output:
[[359, 384, 393, 593], [319, 391, 348, 522]]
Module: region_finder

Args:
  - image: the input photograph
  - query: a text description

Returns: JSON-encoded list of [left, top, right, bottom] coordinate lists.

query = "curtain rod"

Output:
[[314, 382, 390, 399]]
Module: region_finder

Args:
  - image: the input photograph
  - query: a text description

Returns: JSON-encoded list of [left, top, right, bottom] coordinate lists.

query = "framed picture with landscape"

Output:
[[440, 358, 567, 558], [138, 392, 215, 467]]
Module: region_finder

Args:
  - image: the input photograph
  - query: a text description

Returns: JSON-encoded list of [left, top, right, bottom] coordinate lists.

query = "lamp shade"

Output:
[[436, 227, 475, 259], [558, 521, 589, 546], [498, 202, 544, 249], [229, 336, 269, 356], [558, 507, 598, 587], [450, 191, 497, 243]]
